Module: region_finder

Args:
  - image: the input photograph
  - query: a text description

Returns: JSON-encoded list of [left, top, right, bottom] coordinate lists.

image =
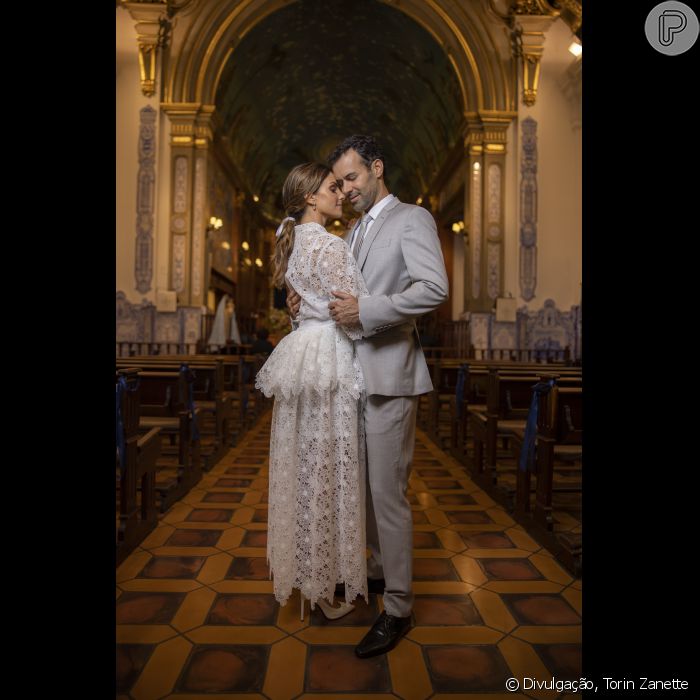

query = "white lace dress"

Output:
[[255, 222, 370, 609]]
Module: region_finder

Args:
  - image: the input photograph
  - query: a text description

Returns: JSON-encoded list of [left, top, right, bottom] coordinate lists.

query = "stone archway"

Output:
[[159, 0, 518, 312], [165, 0, 517, 117]]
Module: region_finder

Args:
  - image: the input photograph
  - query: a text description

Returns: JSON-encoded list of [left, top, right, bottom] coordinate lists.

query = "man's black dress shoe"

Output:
[[355, 611, 411, 658], [335, 578, 385, 597]]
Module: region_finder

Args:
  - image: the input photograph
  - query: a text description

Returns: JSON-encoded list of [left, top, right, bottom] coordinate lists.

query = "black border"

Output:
[[584, 1, 696, 692]]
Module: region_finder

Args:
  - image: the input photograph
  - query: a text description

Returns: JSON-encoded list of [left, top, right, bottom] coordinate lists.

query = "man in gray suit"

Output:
[[290, 135, 448, 657]]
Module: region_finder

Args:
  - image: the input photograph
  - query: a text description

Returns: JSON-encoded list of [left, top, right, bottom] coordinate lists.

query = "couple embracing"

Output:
[[256, 134, 448, 658]]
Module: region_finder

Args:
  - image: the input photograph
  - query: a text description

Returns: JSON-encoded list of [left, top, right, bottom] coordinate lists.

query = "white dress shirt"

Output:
[[348, 194, 396, 250]]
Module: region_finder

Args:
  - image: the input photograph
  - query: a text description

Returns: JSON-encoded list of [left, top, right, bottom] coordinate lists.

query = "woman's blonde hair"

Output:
[[271, 162, 330, 289]]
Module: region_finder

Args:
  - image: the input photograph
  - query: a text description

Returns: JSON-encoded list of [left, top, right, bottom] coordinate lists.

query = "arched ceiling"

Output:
[[214, 0, 463, 215]]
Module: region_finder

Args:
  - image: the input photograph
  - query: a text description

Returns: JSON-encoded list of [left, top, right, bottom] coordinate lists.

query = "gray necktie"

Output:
[[352, 214, 372, 260]]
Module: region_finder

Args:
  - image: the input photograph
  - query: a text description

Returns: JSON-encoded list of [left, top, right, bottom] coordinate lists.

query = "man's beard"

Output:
[[353, 187, 376, 212]]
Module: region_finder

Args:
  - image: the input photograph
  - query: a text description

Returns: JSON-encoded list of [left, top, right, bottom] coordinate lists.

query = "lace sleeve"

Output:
[[316, 236, 369, 340]]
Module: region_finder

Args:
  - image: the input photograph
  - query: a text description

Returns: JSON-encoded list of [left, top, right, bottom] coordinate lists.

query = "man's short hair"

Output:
[[327, 135, 387, 180]]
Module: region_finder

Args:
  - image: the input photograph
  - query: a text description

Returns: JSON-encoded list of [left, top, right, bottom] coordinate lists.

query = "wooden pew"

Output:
[[116, 368, 161, 566], [511, 375, 582, 574], [457, 363, 581, 464], [116, 357, 232, 469], [423, 358, 580, 464], [116, 341, 198, 357], [533, 383, 583, 530], [131, 367, 203, 512], [468, 370, 531, 488], [426, 359, 464, 449], [220, 353, 268, 428], [122, 354, 254, 446], [471, 347, 572, 362], [468, 368, 582, 489], [423, 346, 462, 359]]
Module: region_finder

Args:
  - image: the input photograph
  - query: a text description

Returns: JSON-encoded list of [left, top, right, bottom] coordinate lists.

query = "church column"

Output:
[[160, 103, 215, 308], [190, 108, 216, 309], [482, 119, 510, 305], [464, 120, 485, 313], [463, 115, 513, 316]]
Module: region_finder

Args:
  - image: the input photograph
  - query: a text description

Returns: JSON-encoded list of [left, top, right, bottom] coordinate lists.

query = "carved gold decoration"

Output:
[[139, 44, 157, 97], [122, 2, 170, 97], [481, 118, 510, 145], [554, 0, 582, 34], [513, 0, 558, 15], [464, 120, 484, 155], [521, 49, 541, 106], [510, 7, 560, 106], [171, 0, 491, 116], [162, 103, 215, 147], [498, 1, 565, 107]]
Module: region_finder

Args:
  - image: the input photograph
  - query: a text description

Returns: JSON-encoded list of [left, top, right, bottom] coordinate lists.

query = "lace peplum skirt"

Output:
[[255, 320, 368, 608]]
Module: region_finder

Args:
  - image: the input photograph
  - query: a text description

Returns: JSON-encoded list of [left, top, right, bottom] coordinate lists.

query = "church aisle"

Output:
[[117, 412, 582, 699]]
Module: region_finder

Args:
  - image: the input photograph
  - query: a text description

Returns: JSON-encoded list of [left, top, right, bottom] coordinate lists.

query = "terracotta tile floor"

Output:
[[117, 412, 581, 699]]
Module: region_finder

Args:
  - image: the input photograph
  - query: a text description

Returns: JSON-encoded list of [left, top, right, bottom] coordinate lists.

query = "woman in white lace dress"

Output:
[[255, 163, 369, 619]]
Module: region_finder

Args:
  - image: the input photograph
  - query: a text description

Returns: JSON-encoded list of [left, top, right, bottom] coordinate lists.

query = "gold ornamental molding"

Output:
[[514, 17, 554, 106], [165, 0, 516, 116], [161, 102, 216, 147], [121, 1, 199, 97], [512, 0, 558, 15], [487, 1, 566, 107], [463, 112, 512, 154], [555, 0, 582, 35], [465, 133, 484, 157], [500, 0, 580, 34], [121, 2, 170, 97], [510, 0, 561, 107], [481, 115, 511, 146]]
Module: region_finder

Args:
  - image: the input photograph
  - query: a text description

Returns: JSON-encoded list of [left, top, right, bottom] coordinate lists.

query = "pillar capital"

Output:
[[509, 1, 560, 106], [161, 103, 216, 147], [121, 2, 170, 97]]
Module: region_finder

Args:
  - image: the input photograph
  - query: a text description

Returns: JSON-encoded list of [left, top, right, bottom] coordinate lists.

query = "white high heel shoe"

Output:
[[300, 593, 355, 621]]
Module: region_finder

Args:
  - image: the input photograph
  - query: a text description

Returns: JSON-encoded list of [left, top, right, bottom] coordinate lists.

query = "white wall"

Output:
[[505, 17, 582, 311], [116, 6, 163, 305]]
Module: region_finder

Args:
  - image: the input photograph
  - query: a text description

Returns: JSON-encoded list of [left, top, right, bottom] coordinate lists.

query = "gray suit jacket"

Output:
[[346, 197, 448, 396]]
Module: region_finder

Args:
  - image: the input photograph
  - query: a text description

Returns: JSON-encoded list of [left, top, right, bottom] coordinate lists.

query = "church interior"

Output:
[[116, 0, 583, 696]]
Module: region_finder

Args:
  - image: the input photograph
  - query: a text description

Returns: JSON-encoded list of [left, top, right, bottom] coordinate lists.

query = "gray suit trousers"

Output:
[[364, 394, 418, 618]]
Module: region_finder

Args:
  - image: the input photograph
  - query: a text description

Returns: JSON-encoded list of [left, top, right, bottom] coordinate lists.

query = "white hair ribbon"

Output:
[[275, 216, 296, 239]]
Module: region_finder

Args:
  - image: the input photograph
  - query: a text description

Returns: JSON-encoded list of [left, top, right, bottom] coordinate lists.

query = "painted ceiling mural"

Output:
[[214, 0, 463, 214]]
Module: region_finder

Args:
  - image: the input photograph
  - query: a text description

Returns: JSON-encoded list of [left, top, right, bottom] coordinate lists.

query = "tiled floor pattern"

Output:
[[117, 412, 582, 699], [429, 412, 581, 539]]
